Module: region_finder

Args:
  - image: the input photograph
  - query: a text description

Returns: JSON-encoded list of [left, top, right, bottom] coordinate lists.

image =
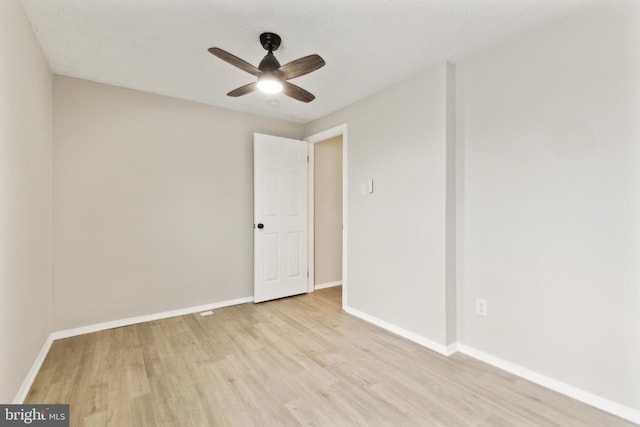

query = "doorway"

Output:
[[305, 124, 347, 309], [313, 136, 342, 289]]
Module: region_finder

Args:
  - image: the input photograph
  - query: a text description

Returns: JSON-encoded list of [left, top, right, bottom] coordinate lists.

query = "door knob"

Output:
[[257, 223, 264, 229]]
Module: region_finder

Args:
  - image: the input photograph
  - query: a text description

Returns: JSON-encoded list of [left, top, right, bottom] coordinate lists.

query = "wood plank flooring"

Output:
[[26, 287, 635, 426]]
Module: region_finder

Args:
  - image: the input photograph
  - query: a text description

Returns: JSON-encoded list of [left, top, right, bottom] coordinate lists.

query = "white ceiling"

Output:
[[19, 0, 601, 123]]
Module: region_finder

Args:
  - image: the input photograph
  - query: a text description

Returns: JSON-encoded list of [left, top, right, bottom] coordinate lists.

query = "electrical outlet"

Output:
[[475, 298, 487, 316]]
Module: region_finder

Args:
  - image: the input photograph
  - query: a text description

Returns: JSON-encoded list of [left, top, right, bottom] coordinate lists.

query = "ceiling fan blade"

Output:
[[283, 81, 315, 103], [227, 82, 257, 97], [208, 47, 261, 77], [274, 54, 325, 81]]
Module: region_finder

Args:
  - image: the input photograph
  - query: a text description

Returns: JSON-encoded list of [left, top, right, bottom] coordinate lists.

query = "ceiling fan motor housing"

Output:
[[259, 53, 280, 72], [258, 33, 282, 72]]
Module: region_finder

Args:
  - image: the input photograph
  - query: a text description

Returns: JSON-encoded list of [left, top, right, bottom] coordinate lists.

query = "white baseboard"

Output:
[[51, 296, 254, 340], [15, 295, 254, 403], [343, 305, 456, 356], [315, 281, 342, 290], [13, 335, 54, 404], [457, 344, 640, 425]]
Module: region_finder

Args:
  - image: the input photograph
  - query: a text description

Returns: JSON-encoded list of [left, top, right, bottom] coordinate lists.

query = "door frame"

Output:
[[304, 124, 348, 309]]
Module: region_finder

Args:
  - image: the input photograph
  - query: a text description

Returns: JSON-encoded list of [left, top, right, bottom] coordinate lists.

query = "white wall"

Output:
[[0, 0, 53, 402], [53, 76, 303, 330], [314, 136, 342, 286], [459, 0, 640, 410], [306, 64, 455, 347]]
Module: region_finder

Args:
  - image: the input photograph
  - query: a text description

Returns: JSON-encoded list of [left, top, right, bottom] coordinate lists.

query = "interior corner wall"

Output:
[[0, 0, 53, 403], [459, 0, 640, 410], [305, 64, 451, 347], [52, 76, 304, 330]]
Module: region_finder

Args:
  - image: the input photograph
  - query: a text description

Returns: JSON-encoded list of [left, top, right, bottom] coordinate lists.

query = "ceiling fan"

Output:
[[208, 32, 325, 103]]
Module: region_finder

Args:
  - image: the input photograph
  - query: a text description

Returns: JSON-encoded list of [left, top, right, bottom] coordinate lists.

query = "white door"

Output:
[[254, 133, 308, 303]]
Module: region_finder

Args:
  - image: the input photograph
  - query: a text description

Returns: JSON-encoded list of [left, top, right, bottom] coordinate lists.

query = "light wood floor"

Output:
[[27, 287, 635, 426]]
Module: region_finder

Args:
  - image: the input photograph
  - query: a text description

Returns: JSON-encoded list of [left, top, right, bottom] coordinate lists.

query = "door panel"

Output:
[[254, 133, 308, 302]]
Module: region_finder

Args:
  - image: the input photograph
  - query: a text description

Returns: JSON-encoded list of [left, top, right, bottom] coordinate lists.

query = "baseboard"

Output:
[[457, 344, 640, 425], [13, 334, 54, 404], [51, 296, 254, 340], [315, 281, 342, 290], [343, 305, 456, 356]]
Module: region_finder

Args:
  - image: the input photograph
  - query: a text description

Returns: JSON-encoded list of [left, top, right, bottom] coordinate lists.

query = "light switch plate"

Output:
[[475, 299, 487, 316]]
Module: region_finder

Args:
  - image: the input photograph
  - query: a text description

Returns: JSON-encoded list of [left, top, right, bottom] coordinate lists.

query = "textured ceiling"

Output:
[[19, 0, 601, 123]]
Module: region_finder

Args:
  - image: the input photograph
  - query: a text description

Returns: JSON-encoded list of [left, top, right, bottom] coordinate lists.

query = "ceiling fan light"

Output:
[[257, 75, 283, 94]]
